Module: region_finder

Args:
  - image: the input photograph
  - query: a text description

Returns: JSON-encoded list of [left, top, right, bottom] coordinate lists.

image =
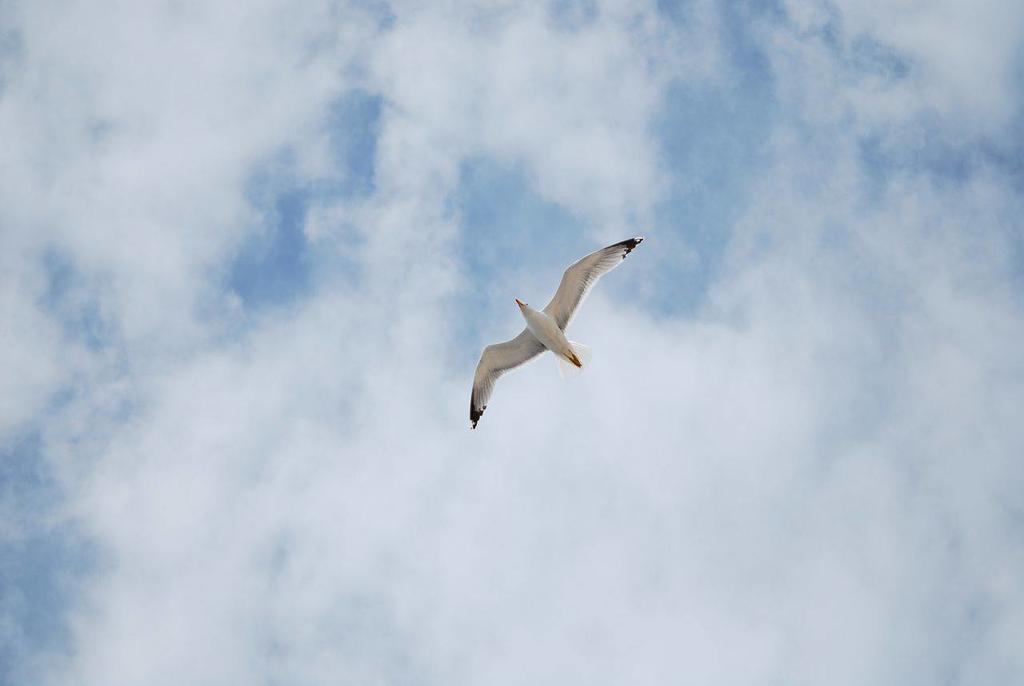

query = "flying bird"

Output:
[[470, 236, 644, 429]]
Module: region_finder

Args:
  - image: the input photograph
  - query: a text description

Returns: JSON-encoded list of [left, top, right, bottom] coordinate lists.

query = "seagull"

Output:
[[470, 236, 644, 429]]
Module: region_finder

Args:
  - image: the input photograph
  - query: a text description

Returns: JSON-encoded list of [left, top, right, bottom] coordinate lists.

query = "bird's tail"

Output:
[[556, 341, 593, 379]]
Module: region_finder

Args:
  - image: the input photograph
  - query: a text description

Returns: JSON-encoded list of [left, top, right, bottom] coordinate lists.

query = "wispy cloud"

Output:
[[2, 1, 1022, 684]]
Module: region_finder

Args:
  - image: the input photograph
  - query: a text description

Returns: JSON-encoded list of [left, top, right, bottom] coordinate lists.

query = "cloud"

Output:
[[1, 1, 1023, 685]]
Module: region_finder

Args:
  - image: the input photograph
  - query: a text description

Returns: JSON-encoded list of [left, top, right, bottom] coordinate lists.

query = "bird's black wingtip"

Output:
[[470, 405, 484, 429], [615, 236, 644, 256]]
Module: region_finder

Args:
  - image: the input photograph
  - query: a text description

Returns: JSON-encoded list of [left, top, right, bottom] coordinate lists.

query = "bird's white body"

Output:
[[518, 303, 572, 361]]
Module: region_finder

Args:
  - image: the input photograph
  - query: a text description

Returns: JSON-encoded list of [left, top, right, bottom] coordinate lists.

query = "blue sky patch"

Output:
[[1, 431, 95, 686]]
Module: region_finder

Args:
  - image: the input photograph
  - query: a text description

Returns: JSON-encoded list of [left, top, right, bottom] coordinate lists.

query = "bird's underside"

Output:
[[470, 236, 643, 429]]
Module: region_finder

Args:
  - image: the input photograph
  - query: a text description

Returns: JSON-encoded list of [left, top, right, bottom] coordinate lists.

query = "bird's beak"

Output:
[[515, 298, 525, 307]]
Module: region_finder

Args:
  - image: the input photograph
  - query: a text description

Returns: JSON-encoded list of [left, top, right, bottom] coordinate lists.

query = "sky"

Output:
[[2, 0, 1023, 684]]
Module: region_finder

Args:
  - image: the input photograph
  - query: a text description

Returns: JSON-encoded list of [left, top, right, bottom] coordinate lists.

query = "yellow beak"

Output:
[[515, 298, 526, 307]]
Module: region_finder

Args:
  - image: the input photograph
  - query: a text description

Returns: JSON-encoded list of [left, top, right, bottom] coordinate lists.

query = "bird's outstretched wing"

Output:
[[470, 329, 545, 429], [543, 237, 644, 330]]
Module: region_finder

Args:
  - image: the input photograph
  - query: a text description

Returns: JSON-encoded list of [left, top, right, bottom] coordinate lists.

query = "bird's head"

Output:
[[515, 298, 527, 309]]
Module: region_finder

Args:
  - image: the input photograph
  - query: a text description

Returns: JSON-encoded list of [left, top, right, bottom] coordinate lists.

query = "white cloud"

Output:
[[368, 0, 720, 232], [2, 1, 1023, 685], [777, 0, 1024, 137], [837, 0, 1024, 131], [0, 262, 66, 438], [0, 0, 376, 348]]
